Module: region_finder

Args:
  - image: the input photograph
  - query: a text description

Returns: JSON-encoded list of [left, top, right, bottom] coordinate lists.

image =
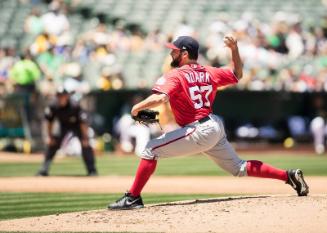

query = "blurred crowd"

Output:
[[0, 0, 327, 98], [203, 11, 327, 92]]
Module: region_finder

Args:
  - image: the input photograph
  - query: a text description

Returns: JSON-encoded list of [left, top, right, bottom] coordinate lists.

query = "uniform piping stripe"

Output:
[[151, 127, 196, 151], [152, 89, 170, 100]]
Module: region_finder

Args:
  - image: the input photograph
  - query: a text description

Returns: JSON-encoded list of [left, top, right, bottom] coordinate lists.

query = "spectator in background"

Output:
[[0, 48, 18, 94], [115, 113, 152, 156], [0, 49, 14, 84], [41, 0, 70, 37], [114, 95, 152, 156], [36, 46, 64, 82], [286, 23, 304, 59], [266, 13, 289, 54], [109, 21, 130, 52], [129, 26, 145, 52], [71, 40, 90, 65], [91, 45, 116, 66], [24, 7, 44, 36], [81, 23, 111, 47], [97, 66, 124, 91], [310, 96, 327, 154], [30, 32, 57, 55], [144, 29, 167, 52], [9, 51, 40, 94]]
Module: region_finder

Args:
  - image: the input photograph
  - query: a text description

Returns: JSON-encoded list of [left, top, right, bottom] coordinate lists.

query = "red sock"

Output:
[[129, 159, 157, 197], [246, 160, 288, 181]]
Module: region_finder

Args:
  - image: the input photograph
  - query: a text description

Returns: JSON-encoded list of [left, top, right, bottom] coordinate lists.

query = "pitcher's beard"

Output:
[[170, 54, 182, 68]]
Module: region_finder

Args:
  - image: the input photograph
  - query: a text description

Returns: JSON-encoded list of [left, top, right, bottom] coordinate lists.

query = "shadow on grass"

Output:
[[151, 195, 270, 207], [38, 174, 97, 177]]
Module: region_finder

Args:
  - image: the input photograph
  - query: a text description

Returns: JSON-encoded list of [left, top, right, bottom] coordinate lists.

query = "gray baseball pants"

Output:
[[140, 114, 247, 177]]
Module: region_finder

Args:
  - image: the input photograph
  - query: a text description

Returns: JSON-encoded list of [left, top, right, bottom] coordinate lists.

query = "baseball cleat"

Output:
[[36, 171, 49, 176], [286, 169, 309, 196], [87, 171, 98, 177], [108, 192, 144, 210]]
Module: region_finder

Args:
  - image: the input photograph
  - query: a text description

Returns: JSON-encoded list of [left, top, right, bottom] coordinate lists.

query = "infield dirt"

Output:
[[0, 176, 327, 233], [0, 195, 326, 233]]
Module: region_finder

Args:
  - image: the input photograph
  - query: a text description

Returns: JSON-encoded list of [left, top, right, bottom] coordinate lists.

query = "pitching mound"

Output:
[[0, 195, 326, 233]]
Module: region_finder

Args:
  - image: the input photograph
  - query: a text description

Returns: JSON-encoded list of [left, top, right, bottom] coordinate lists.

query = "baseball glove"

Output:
[[132, 109, 159, 125]]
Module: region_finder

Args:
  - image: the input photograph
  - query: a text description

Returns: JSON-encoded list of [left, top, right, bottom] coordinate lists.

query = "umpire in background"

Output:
[[37, 87, 98, 176]]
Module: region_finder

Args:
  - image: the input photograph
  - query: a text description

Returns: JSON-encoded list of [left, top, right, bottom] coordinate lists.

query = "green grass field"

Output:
[[0, 153, 326, 177], [0, 192, 221, 220], [0, 152, 326, 222]]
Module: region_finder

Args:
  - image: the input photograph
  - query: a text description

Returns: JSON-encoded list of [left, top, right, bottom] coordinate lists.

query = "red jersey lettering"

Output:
[[152, 64, 238, 126]]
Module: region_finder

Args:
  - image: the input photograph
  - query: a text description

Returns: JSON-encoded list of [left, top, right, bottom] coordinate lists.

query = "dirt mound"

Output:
[[1, 176, 327, 195], [0, 195, 326, 233]]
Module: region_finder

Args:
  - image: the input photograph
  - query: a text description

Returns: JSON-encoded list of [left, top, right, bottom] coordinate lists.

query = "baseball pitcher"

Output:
[[108, 36, 309, 210]]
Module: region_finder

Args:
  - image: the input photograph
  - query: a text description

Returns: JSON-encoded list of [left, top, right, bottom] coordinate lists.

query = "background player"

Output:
[[108, 35, 309, 210], [37, 87, 98, 176]]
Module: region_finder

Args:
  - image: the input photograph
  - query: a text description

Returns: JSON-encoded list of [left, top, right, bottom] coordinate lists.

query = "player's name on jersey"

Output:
[[184, 71, 211, 84]]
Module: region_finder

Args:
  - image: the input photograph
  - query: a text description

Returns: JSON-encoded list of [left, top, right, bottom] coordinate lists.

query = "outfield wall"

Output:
[[1, 90, 326, 151], [87, 90, 327, 141]]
